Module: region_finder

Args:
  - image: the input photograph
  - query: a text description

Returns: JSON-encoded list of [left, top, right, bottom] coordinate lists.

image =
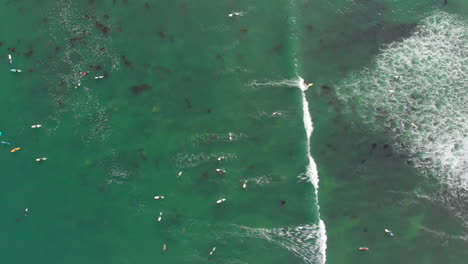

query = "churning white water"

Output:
[[337, 11, 468, 226]]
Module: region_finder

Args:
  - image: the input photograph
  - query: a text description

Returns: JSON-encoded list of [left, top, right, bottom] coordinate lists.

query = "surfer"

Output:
[[24, 208, 29, 216], [178, 171, 183, 177], [157, 212, 163, 222], [8, 54, 12, 64], [228, 12, 242, 17], [31, 124, 42, 128], [209, 247, 217, 255], [216, 198, 226, 204], [358, 247, 369, 251], [10, 69, 21, 73], [217, 156, 225, 161], [154, 195, 165, 200], [36, 157, 47, 162], [1, 141, 11, 145], [272, 111, 282, 117], [384, 228, 394, 236], [216, 168, 226, 175], [10, 147, 21, 153], [94, 75, 104, 79], [242, 180, 248, 189], [228, 132, 233, 141], [162, 243, 167, 253]]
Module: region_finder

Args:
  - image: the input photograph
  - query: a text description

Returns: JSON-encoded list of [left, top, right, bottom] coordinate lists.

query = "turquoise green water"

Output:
[[1, 0, 467, 263]]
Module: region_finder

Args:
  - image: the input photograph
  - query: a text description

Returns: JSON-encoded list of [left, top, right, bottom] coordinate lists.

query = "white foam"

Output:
[[45, 0, 120, 143], [190, 132, 247, 145], [176, 152, 238, 168], [337, 11, 468, 228], [248, 79, 302, 88]]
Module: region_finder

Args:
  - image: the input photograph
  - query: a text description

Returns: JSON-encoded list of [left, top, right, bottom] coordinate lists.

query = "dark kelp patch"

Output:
[[131, 84, 152, 95]]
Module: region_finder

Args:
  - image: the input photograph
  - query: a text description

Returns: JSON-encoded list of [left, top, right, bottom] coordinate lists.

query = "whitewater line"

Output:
[[298, 77, 327, 264], [248, 77, 328, 263]]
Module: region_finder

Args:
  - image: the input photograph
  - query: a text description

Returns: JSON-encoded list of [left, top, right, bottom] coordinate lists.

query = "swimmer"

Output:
[[228, 132, 233, 141], [216, 198, 226, 204], [94, 75, 104, 79], [8, 54, 12, 64], [242, 180, 248, 189], [384, 228, 394, 236], [178, 171, 183, 177], [157, 212, 163, 222], [1, 141, 11, 145], [358, 247, 369, 251], [31, 124, 42, 128], [154, 195, 165, 200], [10, 69, 21, 73], [10, 147, 21, 153], [24, 208, 29, 216], [411, 123, 418, 129], [272, 111, 282, 117], [209, 247, 216, 256], [162, 243, 167, 252], [35, 157, 47, 162], [215, 168, 226, 175], [217, 156, 225, 161]]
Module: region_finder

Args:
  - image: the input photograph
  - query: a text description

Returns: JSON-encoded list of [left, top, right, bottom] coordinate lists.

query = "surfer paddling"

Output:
[[384, 228, 394, 236], [242, 180, 248, 189], [209, 247, 217, 256], [36, 157, 47, 162], [157, 212, 163, 222], [24, 208, 29, 216], [228, 12, 242, 17], [31, 124, 42, 128], [8, 54, 12, 64], [216, 198, 226, 204], [215, 168, 226, 175], [177, 171, 183, 177], [358, 247, 369, 251], [10, 147, 21, 153], [154, 195, 165, 200]]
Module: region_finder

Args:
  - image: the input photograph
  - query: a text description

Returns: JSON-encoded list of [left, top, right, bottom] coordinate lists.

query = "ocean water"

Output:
[[0, 0, 466, 264]]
